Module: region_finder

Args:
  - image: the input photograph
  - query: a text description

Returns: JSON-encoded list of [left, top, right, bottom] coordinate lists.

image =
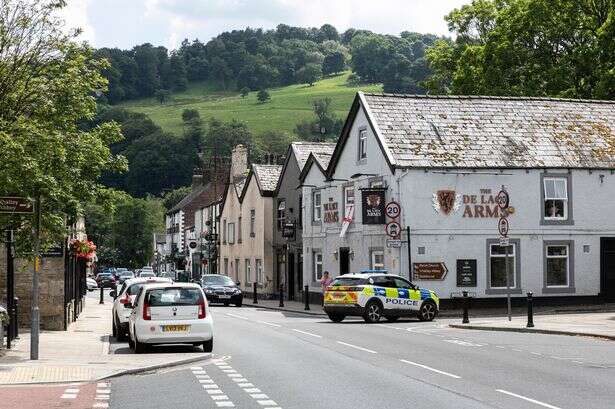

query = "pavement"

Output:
[[84, 306, 615, 409], [0, 290, 209, 385], [450, 312, 615, 340]]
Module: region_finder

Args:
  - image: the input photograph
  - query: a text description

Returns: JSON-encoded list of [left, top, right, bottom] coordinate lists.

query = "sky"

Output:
[[61, 0, 471, 50]]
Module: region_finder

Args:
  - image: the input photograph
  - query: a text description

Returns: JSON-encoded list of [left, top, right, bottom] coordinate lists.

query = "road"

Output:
[[11, 301, 615, 409]]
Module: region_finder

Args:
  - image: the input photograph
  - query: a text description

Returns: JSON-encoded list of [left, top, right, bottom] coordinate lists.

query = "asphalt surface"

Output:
[[42, 301, 615, 409]]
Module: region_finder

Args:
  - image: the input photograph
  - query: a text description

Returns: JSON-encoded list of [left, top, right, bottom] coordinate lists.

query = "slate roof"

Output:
[[360, 93, 615, 169], [291, 142, 336, 171], [252, 164, 283, 192]]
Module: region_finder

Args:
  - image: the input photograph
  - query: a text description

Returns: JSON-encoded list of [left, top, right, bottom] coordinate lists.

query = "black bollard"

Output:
[[13, 297, 18, 339], [526, 291, 534, 328], [279, 284, 284, 307], [253, 282, 258, 304], [462, 291, 469, 324], [99, 286, 104, 304], [304, 285, 310, 311]]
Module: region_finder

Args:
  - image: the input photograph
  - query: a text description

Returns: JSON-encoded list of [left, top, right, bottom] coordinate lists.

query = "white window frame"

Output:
[[256, 259, 263, 283], [313, 190, 322, 222], [358, 129, 367, 160], [313, 251, 323, 281], [489, 244, 516, 289], [227, 222, 235, 244], [250, 209, 256, 237], [245, 259, 251, 283], [543, 177, 568, 220], [546, 244, 569, 288], [343, 185, 355, 208], [370, 250, 385, 270], [277, 199, 286, 231]]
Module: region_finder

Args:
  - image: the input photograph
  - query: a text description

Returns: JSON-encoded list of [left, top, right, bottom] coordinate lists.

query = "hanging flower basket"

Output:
[[71, 239, 97, 260]]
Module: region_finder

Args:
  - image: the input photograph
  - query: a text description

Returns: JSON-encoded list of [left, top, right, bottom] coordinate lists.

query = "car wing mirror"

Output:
[[236, 281, 241, 286]]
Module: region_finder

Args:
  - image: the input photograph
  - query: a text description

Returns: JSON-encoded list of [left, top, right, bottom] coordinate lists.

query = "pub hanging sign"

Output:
[[361, 189, 386, 225]]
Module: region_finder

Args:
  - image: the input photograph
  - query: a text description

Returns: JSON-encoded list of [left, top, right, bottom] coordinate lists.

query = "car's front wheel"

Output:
[[418, 301, 437, 322], [363, 301, 383, 323], [327, 313, 345, 323], [202, 338, 213, 353]]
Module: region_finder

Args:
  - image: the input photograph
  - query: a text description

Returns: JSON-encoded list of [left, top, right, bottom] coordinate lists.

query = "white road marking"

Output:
[[207, 389, 224, 395], [336, 341, 377, 354], [258, 320, 282, 328], [496, 389, 562, 409], [60, 394, 77, 399], [226, 313, 249, 320], [251, 394, 269, 399], [530, 352, 543, 356], [212, 395, 229, 400], [227, 374, 243, 378], [200, 379, 215, 384], [92, 403, 109, 409], [495, 346, 506, 349], [400, 359, 462, 379], [444, 339, 484, 347], [380, 325, 404, 330], [572, 360, 584, 364], [292, 329, 322, 338], [96, 382, 108, 388], [192, 370, 207, 375], [95, 396, 109, 400], [203, 384, 220, 389], [64, 388, 79, 393], [222, 369, 237, 373], [244, 388, 261, 393], [512, 349, 523, 352], [96, 389, 110, 394], [238, 383, 254, 387], [257, 400, 279, 406], [232, 378, 249, 382], [190, 366, 203, 370], [216, 402, 235, 407]]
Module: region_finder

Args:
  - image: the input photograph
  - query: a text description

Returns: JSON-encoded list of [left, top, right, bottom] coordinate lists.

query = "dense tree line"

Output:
[[425, 0, 615, 99], [94, 24, 440, 104]]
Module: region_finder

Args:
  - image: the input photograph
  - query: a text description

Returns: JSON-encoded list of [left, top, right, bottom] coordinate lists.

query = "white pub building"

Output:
[[301, 92, 615, 303]]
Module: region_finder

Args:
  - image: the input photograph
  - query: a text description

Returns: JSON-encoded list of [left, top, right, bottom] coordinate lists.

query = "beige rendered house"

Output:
[[218, 146, 282, 297]]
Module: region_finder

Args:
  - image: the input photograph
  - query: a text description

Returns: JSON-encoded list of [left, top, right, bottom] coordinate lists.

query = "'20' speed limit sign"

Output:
[[385, 201, 401, 219]]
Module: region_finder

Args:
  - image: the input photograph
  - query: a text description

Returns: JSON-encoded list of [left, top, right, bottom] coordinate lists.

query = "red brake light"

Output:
[[143, 300, 151, 320], [119, 294, 130, 304], [198, 297, 206, 319]]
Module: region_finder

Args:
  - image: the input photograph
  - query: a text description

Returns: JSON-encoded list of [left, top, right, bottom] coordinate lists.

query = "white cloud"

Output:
[[80, 0, 470, 49], [60, 0, 96, 44]]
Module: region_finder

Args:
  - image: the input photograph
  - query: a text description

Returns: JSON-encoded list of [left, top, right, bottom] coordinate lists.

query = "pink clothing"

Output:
[[321, 276, 333, 293]]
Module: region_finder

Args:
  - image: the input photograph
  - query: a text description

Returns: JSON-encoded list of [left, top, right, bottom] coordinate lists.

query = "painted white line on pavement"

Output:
[[92, 403, 109, 409], [190, 366, 203, 370], [244, 388, 261, 393], [222, 369, 237, 373], [203, 384, 220, 389], [65, 388, 80, 393], [292, 329, 322, 338], [400, 359, 461, 379], [336, 341, 377, 354], [232, 378, 249, 382], [257, 400, 278, 406], [226, 313, 249, 320], [207, 389, 224, 395], [258, 320, 282, 328], [97, 383, 109, 388], [380, 325, 404, 330], [212, 395, 229, 400], [495, 346, 506, 349], [216, 402, 235, 407], [496, 389, 562, 409], [96, 389, 110, 394], [60, 394, 77, 399], [512, 349, 523, 352], [572, 360, 584, 364], [95, 396, 109, 400], [200, 379, 215, 384], [530, 352, 543, 356], [238, 383, 254, 387], [251, 394, 269, 399], [192, 370, 207, 375]]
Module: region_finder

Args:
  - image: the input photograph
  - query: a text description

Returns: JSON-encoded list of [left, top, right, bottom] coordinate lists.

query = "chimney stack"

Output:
[[230, 145, 248, 183]]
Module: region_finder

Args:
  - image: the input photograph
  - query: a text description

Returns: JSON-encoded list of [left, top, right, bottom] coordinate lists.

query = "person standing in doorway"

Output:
[[321, 271, 333, 305]]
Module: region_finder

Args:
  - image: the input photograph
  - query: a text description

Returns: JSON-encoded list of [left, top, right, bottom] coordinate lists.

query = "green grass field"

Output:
[[120, 72, 382, 136]]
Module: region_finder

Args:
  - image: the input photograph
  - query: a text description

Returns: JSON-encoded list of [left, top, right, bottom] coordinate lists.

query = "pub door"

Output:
[[339, 248, 350, 276], [288, 253, 295, 301], [601, 238, 615, 301]]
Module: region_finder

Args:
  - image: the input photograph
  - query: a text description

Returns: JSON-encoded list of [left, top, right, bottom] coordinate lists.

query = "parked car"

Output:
[[323, 273, 440, 323], [116, 270, 135, 285], [110, 277, 172, 341], [96, 272, 116, 289], [139, 271, 156, 278], [86, 277, 98, 291], [127, 283, 213, 353], [200, 274, 242, 307]]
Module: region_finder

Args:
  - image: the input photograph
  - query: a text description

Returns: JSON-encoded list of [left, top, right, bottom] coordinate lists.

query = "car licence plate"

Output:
[[162, 325, 190, 332], [218, 295, 231, 299]]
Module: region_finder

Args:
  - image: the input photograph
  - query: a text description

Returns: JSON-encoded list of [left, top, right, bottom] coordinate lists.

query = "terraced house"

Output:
[[302, 92, 615, 304], [219, 145, 282, 297]]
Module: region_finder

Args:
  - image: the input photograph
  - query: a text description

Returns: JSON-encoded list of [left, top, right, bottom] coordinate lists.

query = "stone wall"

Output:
[[0, 246, 67, 331]]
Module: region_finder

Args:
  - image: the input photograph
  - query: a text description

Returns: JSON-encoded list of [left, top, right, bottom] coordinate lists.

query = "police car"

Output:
[[323, 273, 439, 323]]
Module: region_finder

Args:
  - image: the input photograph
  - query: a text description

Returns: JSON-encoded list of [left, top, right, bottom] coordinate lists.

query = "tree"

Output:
[[294, 98, 343, 141], [425, 0, 615, 99], [168, 53, 188, 92], [257, 89, 271, 103], [256, 131, 293, 157], [349, 33, 394, 82], [155, 89, 171, 104], [163, 186, 192, 211], [0, 0, 125, 247], [322, 51, 346, 75], [240, 87, 250, 98], [296, 63, 322, 85], [203, 118, 253, 158]]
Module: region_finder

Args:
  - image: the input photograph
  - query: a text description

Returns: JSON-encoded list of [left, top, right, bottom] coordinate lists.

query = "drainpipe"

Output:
[[396, 170, 411, 278]]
